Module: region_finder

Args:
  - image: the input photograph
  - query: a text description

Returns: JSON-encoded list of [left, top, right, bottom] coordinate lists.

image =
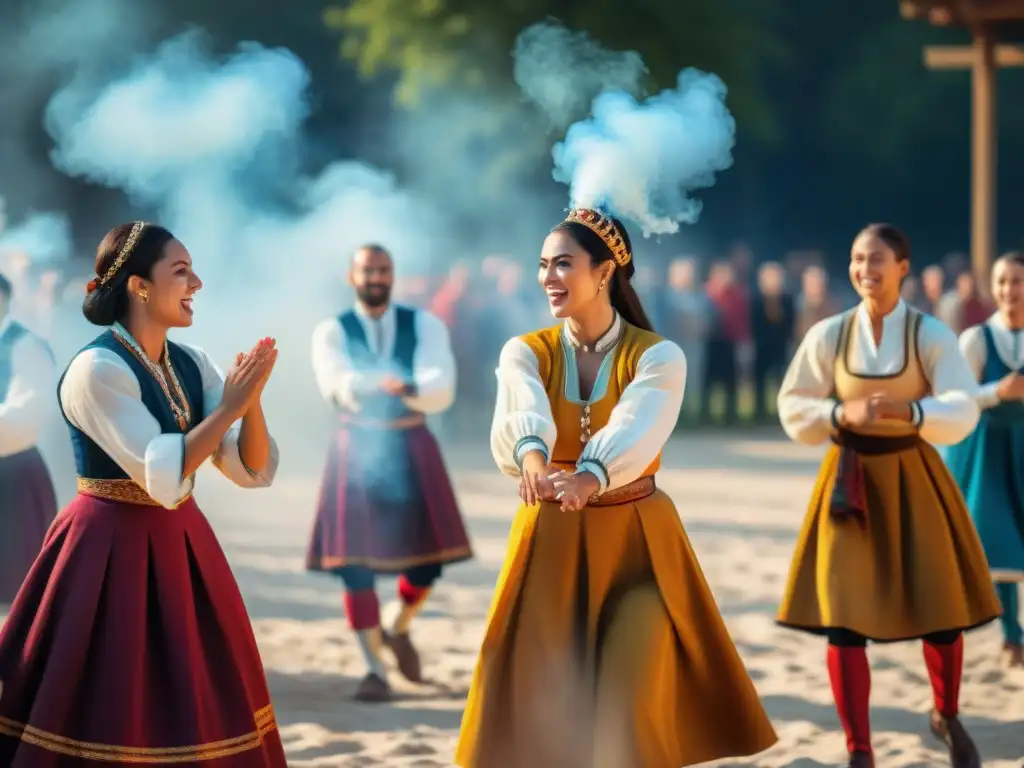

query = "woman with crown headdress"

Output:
[[455, 209, 778, 768], [0, 223, 287, 766]]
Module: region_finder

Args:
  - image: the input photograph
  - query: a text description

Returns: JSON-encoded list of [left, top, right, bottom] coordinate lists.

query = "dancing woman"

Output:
[[776, 223, 1000, 768], [944, 251, 1024, 669], [0, 273, 57, 605], [0, 222, 287, 766], [455, 209, 777, 768]]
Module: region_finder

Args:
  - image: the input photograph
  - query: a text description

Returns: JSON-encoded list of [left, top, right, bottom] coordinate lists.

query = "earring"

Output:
[[599, 281, 606, 290], [139, 291, 149, 304]]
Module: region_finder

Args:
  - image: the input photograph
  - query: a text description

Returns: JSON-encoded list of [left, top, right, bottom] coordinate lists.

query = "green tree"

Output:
[[325, 0, 788, 144]]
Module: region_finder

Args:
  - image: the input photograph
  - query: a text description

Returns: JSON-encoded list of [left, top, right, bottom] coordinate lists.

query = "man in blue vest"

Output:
[[307, 244, 472, 702], [0, 272, 58, 607]]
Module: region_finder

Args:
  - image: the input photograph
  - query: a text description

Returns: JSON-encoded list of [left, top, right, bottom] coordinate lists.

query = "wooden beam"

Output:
[[972, 30, 997, 281], [924, 43, 1024, 67]]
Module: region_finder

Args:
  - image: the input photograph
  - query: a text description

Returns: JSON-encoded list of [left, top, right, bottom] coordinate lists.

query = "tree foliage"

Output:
[[325, 0, 788, 144]]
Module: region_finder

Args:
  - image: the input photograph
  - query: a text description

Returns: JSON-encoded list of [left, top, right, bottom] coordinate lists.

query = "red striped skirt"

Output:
[[306, 423, 472, 573]]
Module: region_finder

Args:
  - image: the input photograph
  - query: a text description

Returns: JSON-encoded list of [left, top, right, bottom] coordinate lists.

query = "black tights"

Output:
[[826, 628, 962, 647]]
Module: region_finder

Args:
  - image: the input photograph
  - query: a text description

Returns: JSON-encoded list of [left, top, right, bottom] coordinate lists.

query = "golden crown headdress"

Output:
[[564, 208, 631, 267], [87, 221, 147, 294]]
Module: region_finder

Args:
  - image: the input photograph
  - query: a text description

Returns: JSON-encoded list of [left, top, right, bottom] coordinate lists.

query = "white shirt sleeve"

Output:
[[576, 340, 686, 493], [60, 348, 192, 509], [401, 310, 456, 415], [0, 334, 55, 457], [310, 318, 385, 412], [958, 325, 1001, 409], [178, 344, 279, 488], [490, 337, 557, 477], [777, 316, 843, 445], [916, 316, 981, 444]]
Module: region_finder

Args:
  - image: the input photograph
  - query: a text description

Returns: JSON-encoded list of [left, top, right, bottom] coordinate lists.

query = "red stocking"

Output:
[[922, 635, 963, 718], [827, 644, 872, 755]]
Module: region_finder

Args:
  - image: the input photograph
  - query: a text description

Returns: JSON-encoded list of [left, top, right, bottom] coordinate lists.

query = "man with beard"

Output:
[[307, 244, 472, 702]]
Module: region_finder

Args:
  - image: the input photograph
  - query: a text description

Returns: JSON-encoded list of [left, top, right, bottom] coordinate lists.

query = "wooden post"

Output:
[[923, 37, 1024, 281]]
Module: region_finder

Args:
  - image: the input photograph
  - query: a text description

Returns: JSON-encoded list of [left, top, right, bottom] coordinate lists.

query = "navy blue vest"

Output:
[[0, 320, 53, 400], [338, 306, 417, 421], [59, 331, 205, 479]]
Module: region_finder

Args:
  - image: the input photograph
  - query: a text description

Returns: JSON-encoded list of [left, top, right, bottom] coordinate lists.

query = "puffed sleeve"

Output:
[[402, 310, 456, 415], [915, 316, 981, 444], [60, 348, 192, 509], [777, 316, 843, 445], [0, 334, 55, 456], [575, 340, 686, 492], [490, 337, 557, 477], [311, 318, 384, 412], [958, 325, 1001, 409], [178, 344, 279, 488]]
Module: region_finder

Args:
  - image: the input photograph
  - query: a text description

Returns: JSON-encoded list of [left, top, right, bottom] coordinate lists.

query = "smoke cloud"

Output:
[[41, 29, 453, 472], [513, 22, 647, 130], [514, 22, 736, 236], [0, 209, 72, 265]]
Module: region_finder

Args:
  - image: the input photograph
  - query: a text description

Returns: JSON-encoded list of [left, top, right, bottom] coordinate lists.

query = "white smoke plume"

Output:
[[514, 21, 736, 236]]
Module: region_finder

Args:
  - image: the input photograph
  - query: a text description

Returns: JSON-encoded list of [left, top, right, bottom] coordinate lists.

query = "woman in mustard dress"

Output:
[[455, 208, 777, 768], [776, 223, 1000, 768]]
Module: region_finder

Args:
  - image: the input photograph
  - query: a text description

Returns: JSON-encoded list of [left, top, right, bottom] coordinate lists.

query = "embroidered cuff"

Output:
[[513, 436, 548, 471], [910, 401, 923, 428], [576, 459, 609, 494]]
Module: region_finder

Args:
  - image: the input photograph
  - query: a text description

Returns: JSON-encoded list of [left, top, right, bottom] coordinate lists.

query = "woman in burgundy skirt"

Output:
[[0, 222, 287, 766], [0, 273, 58, 606]]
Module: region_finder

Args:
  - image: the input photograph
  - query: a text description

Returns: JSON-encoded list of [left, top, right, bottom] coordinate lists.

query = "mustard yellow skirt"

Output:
[[778, 442, 1002, 641], [455, 488, 777, 768]]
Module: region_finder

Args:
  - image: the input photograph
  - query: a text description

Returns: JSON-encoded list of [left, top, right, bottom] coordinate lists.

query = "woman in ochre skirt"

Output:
[[944, 251, 1024, 669], [776, 223, 1000, 768], [0, 222, 286, 766], [0, 272, 57, 605], [456, 209, 777, 768]]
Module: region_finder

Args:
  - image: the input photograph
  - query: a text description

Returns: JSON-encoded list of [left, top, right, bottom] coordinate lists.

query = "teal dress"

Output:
[[944, 323, 1024, 644]]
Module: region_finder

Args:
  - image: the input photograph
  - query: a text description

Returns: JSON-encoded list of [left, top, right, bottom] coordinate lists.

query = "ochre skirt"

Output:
[[778, 440, 1002, 641], [0, 492, 285, 766], [307, 423, 472, 573], [455, 487, 777, 768]]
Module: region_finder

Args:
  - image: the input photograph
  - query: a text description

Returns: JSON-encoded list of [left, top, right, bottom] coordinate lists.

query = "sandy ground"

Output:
[[8, 429, 1024, 766]]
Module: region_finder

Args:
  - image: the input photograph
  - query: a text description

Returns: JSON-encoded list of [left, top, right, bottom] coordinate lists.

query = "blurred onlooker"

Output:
[[751, 262, 794, 422], [664, 257, 710, 419], [795, 265, 838, 342], [702, 262, 748, 424], [937, 271, 991, 333], [920, 265, 945, 314]]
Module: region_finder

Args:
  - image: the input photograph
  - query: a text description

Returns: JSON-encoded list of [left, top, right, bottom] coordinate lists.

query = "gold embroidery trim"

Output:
[[338, 413, 426, 430], [112, 330, 192, 431], [77, 478, 192, 509], [0, 705, 277, 763], [311, 544, 474, 571]]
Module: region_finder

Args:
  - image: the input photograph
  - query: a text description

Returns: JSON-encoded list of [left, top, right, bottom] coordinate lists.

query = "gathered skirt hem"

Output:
[[776, 616, 998, 644]]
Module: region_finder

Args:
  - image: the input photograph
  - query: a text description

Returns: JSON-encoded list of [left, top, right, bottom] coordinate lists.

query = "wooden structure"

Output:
[[900, 0, 1024, 280]]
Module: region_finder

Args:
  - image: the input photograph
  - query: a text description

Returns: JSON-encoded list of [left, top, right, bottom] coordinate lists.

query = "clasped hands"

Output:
[[839, 393, 914, 428], [518, 465, 601, 512], [222, 337, 278, 417]]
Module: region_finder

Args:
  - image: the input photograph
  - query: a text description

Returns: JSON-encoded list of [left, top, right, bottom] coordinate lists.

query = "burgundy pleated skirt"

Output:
[[0, 448, 57, 604], [0, 492, 286, 766], [307, 424, 472, 573]]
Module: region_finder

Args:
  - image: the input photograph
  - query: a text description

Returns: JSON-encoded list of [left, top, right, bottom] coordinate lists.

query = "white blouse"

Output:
[[777, 300, 979, 446], [959, 312, 1024, 409], [311, 304, 456, 416], [59, 333, 280, 509], [0, 317, 55, 458], [490, 321, 687, 493]]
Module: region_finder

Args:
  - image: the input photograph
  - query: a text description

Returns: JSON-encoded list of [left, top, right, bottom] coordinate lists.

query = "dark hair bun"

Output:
[[81, 284, 126, 326]]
